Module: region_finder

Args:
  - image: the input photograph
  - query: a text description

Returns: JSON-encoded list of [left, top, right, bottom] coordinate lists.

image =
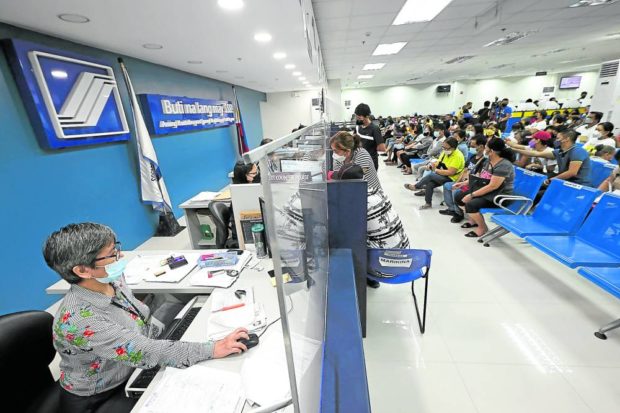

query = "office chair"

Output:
[[209, 201, 234, 248], [0, 310, 60, 413]]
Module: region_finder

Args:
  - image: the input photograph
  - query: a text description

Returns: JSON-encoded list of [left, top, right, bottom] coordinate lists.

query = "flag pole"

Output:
[[117, 57, 182, 236]]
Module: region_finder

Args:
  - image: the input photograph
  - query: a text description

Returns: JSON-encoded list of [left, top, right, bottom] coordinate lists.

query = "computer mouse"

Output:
[[238, 333, 259, 350]]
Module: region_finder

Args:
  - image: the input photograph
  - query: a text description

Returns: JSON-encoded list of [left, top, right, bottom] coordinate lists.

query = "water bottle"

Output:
[[251, 224, 267, 259]]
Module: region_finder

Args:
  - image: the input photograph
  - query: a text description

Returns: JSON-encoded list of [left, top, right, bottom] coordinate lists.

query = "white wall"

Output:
[[260, 89, 322, 139], [340, 71, 598, 117]]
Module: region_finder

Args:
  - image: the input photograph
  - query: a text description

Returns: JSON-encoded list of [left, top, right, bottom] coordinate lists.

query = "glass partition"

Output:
[[243, 121, 330, 413]]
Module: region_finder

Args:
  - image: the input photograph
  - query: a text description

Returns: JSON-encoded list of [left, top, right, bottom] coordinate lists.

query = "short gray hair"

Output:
[[43, 223, 116, 284]]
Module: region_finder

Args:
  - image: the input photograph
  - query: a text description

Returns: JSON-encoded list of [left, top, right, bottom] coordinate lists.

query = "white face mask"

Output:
[[332, 153, 347, 163], [433, 131, 440, 138], [592, 131, 602, 139], [444, 149, 453, 155], [466, 130, 475, 138]]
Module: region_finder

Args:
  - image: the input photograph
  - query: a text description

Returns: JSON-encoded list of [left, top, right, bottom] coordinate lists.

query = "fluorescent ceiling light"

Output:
[[569, 0, 617, 7], [362, 63, 386, 70], [298, 77, 306, 81], [393, 0, 453, 25], [358, 74, 374, 79], [218, 0, 244, 10], [273, 52, 286, 60], [372, 42, 407, 56], [51, 70, 68, 79], [254, 32, 272, 43], [292, 71, 302, 76], [284, 64, 295, 69]]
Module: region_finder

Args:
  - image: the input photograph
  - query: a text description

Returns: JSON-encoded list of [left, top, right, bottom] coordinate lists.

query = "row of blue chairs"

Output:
[[478, 179, 620, 338]]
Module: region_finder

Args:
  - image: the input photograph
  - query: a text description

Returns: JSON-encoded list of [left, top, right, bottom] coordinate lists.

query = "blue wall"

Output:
[[0, 23, 266, 314]]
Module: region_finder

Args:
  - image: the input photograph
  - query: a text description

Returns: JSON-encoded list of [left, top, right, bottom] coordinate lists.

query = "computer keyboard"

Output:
[[127, 306, 202, 398]]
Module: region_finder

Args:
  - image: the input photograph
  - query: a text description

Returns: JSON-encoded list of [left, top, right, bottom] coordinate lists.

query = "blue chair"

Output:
[[577, 266, 620, 339], [484, 180, 600, 246], [526, 192, 620, 268], [590, 160, 616, 188], [367, 249, 432, 334]]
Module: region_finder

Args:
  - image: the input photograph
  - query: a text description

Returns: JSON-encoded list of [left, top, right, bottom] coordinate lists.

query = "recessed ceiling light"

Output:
[[393, 0, 453, 25], [58, 13, 90, 23], [218, 0, 244, 10], [362, 63, 386, 70], [292, 71, 302, 76], [187, 60, 203, 64], [358, 74, 374, 79], [569, 0, 617, 7], [51, 70, 68, 79], [142, 43, 163, 50], [273, 52, 287, 60], [284, 64, 296, 69], [372, 42, 407, 56], [254, 32, 272, 43], [484, 31, 533, 47], [298, 76, 306, 80]]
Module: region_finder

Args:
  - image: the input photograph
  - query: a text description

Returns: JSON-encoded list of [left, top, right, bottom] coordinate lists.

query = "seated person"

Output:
[[584, 121, 617, 149], [598, 150, 620, 194], [454, 130, 469, 160], [507, 131, 557, 176], [576, 111, 603, 142], [453, 138, 516, 237], [233, 161, 260, 184], [404, 137, 465, 210], [392, 127, 431, 166], [440, 135, 487, 221], [44, 223, 248, 413], [401, 123, 446, 175], [508, 129, 592, 187], [591, 145, 617, 162]]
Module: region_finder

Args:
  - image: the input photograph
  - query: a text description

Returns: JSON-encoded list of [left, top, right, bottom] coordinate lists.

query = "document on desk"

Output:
[[138, 365, 245, 413], [142, 253, 201, 283], [187, 191, 220, 203]]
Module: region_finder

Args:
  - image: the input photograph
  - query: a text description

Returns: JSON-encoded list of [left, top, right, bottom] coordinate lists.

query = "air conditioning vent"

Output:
[[600, 61, 619, 78]]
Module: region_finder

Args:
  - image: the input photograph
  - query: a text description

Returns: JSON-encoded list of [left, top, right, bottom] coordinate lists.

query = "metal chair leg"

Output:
[[594, 318, 620, 340], [411, 271, 429, 334], [478, 225, 504, 243], [479, 228, 509, 247]]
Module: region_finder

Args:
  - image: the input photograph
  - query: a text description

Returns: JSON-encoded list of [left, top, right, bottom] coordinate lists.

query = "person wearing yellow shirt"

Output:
[[404, 137, 465, 210]]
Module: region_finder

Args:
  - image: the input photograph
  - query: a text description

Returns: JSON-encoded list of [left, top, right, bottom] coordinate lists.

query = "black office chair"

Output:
[[209, 201, 237, 248], [0, 310, 60, 413]]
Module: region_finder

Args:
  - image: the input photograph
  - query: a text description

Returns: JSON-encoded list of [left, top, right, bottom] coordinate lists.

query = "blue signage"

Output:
[[2, 38, 130, 149], [138, 94, 236, 135]]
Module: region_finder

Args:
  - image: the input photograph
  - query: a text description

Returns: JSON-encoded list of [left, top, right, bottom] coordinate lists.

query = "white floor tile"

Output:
[[457, 363, 593, 413], [366, 360, 478, 413], [563, 367, 620, 413]]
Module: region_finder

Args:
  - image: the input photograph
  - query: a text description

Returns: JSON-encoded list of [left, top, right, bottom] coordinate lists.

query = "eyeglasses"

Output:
[[93, 241, 122, 263]]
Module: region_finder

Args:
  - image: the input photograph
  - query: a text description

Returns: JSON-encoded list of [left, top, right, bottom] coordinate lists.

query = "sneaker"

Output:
[[414, 190, 425, 196], [438, 209, 456, 216], [367, 279, 381, 289], [450, 214, 464, 223]]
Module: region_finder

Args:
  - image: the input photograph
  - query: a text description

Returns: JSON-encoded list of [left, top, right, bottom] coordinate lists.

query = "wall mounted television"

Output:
[[559, 75, 582, 89]]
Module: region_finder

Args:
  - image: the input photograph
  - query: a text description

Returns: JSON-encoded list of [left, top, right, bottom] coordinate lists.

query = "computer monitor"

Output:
[[258, 197, 272, 258], [559, 75, 581, 89], [279, 159, 323, 182]]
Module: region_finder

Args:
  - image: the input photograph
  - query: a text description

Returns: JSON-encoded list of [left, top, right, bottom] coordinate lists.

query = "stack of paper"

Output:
[[138, 365, 245, 413], [206, 289, 267, 340], [187, 191, 219, 204]]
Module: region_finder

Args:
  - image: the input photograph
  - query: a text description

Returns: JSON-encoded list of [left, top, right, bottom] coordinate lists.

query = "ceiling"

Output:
[[0, 0, 324, 93], [312, 0, 620, 88]]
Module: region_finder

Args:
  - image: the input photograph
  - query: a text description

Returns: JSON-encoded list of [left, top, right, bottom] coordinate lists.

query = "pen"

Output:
[[212, 303, 245, 313]]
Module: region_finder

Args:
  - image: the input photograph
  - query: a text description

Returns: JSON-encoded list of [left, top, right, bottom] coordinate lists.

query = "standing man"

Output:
[[354, 103, 386, 170], [478, 100, 491, 123], [495, 98, 513, 132]]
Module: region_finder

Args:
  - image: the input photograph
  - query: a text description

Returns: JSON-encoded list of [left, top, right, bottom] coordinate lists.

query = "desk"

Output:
[[130, 257, 290, 412], [45, 250, 244, 296]]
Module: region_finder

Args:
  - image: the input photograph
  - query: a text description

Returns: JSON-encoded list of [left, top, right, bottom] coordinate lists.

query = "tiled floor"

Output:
[[366, 162, 620, 413]]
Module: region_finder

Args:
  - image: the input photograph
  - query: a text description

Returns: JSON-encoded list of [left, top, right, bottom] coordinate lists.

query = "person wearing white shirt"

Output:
[[585, 121, 618, 148], [576, 111, 604, 142], [517, 99, 538, 111], [527, 110, 548, 132], [578, 91, 592, 108], [543, 98, 560, 110]]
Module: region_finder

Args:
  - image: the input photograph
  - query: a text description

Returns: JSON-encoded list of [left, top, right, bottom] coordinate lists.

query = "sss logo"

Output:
[[4, 39, 130, 149]]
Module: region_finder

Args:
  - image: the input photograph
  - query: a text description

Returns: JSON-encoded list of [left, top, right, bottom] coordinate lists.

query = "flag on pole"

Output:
[[117, 58, 173, 213], [232, 85, 250, 156]]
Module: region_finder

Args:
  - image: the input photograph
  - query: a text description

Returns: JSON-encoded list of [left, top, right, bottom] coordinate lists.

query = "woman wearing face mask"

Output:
[[576, 111, 603, 142], [507, 131, 558, 176], [232, 161, 260, 184], [44, 223, 248, 412], [330, 132, 409, 288], [453, 138, 516, 237], [585, 122, 617, 149]]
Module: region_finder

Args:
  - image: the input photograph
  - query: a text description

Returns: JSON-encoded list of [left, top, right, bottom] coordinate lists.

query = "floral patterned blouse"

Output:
[[53, 276, 214, 396]]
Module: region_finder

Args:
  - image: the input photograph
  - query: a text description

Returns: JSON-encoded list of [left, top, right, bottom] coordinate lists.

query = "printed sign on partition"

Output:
[[2, 38, 130, 149], [138, 94, 236, 135]]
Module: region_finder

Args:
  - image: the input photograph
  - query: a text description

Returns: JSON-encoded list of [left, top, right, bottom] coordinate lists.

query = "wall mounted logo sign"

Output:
[[2, 39, 130, 149], [138, 94, 235, 135]]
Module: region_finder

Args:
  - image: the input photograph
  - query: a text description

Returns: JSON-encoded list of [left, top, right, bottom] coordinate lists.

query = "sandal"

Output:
[[461, 222, 478, 229], [404, 184, 416, 191], [464, 231, 480, 238]]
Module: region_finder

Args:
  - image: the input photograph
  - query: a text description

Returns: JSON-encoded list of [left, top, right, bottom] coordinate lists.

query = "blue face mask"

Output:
[[468, 147, 477, 155], [95, 258, 127, 284]]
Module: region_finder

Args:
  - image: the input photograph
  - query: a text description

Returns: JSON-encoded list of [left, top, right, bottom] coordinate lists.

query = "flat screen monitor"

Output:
[[559, 76, 581, 89], [258, 197, 272, 258], [280, 159, 323, 182]]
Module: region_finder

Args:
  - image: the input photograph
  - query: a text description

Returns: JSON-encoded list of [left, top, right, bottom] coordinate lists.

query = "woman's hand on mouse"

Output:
[[213, 327, 249, 358]]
